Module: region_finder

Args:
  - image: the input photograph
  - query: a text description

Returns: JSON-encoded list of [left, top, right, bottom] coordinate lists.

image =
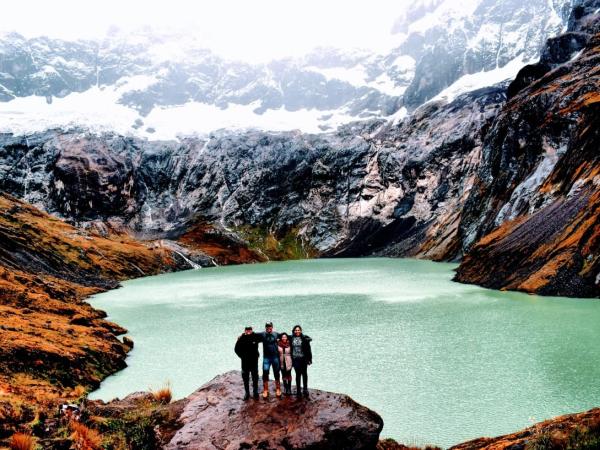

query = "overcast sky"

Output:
[[0, 0, 411, 61]]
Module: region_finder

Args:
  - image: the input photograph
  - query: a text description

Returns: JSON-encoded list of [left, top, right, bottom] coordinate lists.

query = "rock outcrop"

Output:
[[455, 0, 600, 296], [400, 0, 571, 108], [165, 371, 383, 450]]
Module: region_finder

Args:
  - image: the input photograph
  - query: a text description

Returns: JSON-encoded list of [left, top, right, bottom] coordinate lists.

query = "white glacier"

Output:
[[429, 54, 527, 104]]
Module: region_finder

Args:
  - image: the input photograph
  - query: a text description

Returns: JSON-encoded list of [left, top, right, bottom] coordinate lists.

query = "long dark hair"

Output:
[[292, 325, 302, 334]]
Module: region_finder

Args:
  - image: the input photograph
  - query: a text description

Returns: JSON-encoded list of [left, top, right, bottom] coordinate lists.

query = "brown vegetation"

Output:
[[8, 433, 33, 450], [0, 192, 265, 446], [69, 421, 103, 450], [178, 222, 267, 264], [377, 438, 441, 450], [150, 383, 173, 405], [451, 407, 600, 450]]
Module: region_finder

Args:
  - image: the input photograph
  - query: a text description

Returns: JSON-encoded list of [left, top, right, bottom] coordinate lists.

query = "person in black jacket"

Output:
[[291, 324, 312, 398], [235, 326, 260, 400]]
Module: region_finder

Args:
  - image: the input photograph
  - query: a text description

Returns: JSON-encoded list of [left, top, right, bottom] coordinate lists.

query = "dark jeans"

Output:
[[293, 358, 308, 391], [262, 355, 280, 381], [241, 359, 259, 394]]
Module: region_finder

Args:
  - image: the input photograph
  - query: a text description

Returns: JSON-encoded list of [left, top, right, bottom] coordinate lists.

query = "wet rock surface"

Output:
[[165, 371, 383, 450]]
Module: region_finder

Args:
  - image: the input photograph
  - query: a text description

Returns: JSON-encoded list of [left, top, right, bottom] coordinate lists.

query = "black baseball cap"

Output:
[[265, 321, 273, 327], [244, 326, 253, 330]]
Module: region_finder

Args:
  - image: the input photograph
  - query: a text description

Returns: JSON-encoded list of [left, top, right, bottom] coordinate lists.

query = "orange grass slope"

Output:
[[0, 192, 184, 434]]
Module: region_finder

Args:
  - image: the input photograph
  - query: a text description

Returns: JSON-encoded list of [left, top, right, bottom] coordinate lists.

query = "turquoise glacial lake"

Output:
[[88, 258, 600, 448]]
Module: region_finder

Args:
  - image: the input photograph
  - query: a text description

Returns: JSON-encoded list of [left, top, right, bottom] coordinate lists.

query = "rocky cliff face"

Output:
[[455, 0, 600, 296], [0, 82, 504, 262], [397, 0, 573, 107]]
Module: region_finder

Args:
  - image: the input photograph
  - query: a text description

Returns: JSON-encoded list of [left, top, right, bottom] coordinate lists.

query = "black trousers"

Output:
[[241, 359, 259, 394], [281, 368, 292, 381], [293, 358, 308, 391]]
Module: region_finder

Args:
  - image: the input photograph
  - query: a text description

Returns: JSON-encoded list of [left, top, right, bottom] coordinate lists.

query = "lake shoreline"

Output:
[[88, 258, 600, 447]]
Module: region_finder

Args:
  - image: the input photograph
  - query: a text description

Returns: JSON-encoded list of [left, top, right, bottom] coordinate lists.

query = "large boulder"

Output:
[[165, 371, 383, 450]]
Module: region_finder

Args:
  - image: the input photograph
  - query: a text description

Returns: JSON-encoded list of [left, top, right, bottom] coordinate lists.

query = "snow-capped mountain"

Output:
[[395, 0, 574, 106], [0, 31, 409, 138], [0, 0, 573, 139]]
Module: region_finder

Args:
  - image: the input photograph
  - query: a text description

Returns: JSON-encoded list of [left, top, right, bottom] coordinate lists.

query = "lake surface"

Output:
[[89, 258, 600, 448]]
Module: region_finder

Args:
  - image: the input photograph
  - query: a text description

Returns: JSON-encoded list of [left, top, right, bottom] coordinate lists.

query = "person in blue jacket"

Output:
[[256, 321, 281, 398]]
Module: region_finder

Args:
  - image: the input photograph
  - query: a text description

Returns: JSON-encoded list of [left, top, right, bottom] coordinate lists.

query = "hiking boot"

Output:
[[243, 392, 250, 401], [262, 381, 269, 398], [303, 388, 309, 398], [284, 381, 291, 396], [253, 391, 259, 399], [296, 384, 302, 398], [275, 380, 282, 398]]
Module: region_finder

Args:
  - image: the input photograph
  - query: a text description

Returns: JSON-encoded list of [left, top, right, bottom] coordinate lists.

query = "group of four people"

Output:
[[235, 322, 312, 400]]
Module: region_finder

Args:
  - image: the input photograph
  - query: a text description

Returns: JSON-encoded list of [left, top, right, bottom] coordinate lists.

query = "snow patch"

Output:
[[114, 75, 159, 94], [371, 73, 407, 96], [391, 55, 416, 71], [0, 85, 372, 140], [408, 0, 479, 35], [307, 65, 405, 96], [307, 65, 369, 87], [430, 54, 527, 104], [390, 106, 408, 125], [142, 101, 362, 139], [0, 86, 138, 136]]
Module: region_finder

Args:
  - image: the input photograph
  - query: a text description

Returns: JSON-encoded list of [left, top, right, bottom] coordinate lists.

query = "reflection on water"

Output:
[[89, 258, 600, 447]]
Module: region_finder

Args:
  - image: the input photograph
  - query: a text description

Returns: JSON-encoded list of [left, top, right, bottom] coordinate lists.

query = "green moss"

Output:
[[526, 433, 557, 450], [566, 426, 600, 450], [234, 225, 317, 260], [526, 426, 600, 450]]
